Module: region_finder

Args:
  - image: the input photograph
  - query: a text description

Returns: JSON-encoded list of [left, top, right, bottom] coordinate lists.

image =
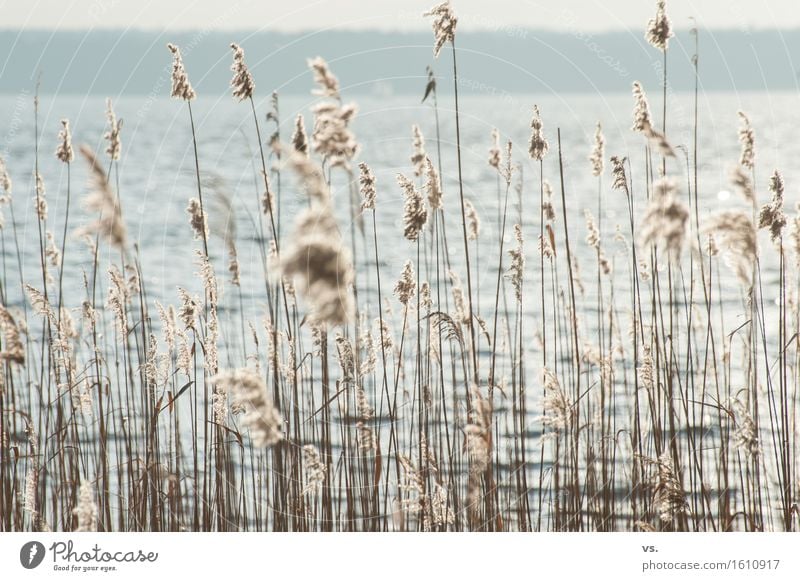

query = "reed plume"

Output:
[[704, 210, 757, 286], [528, 105, 549, 161], [229, 43, 255, 101], [488, 128, 501, 169], [759, 170, 786, 244], [308, 56, 340, 99], [34, 172, 47, 220], [55, 119, 73, 163], [639, 177, 688, 254], [423, 0, 457, 57], [394, 260, 416, 306], [465, 199, 480, 240], [104, 99, 121, 161], [730, 166, 755, 204], [589, 122, 605, 177], [610, 156, 629, 195], [292, 114, 309, 157], [167, 43, 196, 101], [302, 445, 327, 494], [73, 481, 98, 532], [358, 162, 376, 211], [0, 305, 25, 364], [212, 368, 283, 447], [645, 0, 673, 51], [282, 153, 354, 325], [738, 111, 755, 170], [423, 156, 442, 210], [0, 156, 11, 194], [398, 173, 427, 241], [77, 145, 127, 249], [507, 224, 524, 302], [411, 124, 426, 176], [310, 101, 359, 169]]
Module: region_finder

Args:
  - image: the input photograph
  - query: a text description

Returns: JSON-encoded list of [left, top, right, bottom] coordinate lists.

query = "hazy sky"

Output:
[[0, 0, 797, 32]]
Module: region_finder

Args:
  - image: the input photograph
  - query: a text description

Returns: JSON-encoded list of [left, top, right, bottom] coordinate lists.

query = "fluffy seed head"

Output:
[[308, 56, 340, 99], [488, 128, 501, 169], [423, 0, 457, 57], [291, 114, 308, 157], [528, 105, 549, 161], [411, 124, 426, 176], [77, 145, 127, 249], [229, 43, 255, 101], [56, 119, 74, 163], [639, 177, 689, 255], [465, 199, 480, 240], [398, 173, 427, 241], [358, 162, 376, 211], [589, 122, 605, 177], [212, 368, 283, 447], [394, 260, 416, 306], [167, 43, 196, 101], [423, 156, 442, 210], [610, 156, 629, 195], [737, 111, 755, 170], [0, 156, 11, 194], [632, 82, 652, 133], [645, 0, 673, 51], [758, 169, 786, 244], [704, 210, 757, 287], [104, 99, 122, 161]]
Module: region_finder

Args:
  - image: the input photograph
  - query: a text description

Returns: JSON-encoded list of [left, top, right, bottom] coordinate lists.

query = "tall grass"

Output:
[[0, 0, 797, 532]]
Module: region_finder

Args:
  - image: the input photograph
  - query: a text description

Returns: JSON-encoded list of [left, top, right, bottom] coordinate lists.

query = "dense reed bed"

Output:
[[0, 1, 798, 532]]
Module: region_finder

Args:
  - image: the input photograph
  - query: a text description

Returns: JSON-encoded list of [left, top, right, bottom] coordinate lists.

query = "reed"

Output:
[[0, 1, 797, 533]]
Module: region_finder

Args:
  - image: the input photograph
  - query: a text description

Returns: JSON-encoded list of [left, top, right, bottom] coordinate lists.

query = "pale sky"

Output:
[[0, 0, 797, 32]]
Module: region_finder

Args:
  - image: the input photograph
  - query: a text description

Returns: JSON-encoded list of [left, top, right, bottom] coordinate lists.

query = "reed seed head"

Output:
[[186, 198, 208, 241], [308, 56, 340, 100], [464, 199, 480, 240], [645, 0, 673, 52], [398, 173, 427, 241], [610, 156, 629, 195], [358, 162, 376, 211], [424, 156, 442, 210], [78, 144, 127, 249], [0, 156, 11, 194], [291, 114, 309, 157], [302, 445, 327, 493], [423, 0, 457, 58], [411, 124, 426, 176], [631, 81, 652, 133], [394, 260, 416, 306], [759, 169, 786, 244], [167, 43, 196, 101], [0, 305, 25, 364], [104, 99, 122, 161], [704, 210, 757, 286], [737, 111, 755, 170], [229, 43, 255, 101], [488, 128, 501, 169], [639, 177, 688, 255], [73, 480, 98, 531], [589, 122, 605, 177], [212, 368, 283, 447], [507, 224, 524, 302], [311, 101, 359, 169], [55, 119, 74, 163], [729, 165, 755, 204], [528, 105, 549, 161]]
